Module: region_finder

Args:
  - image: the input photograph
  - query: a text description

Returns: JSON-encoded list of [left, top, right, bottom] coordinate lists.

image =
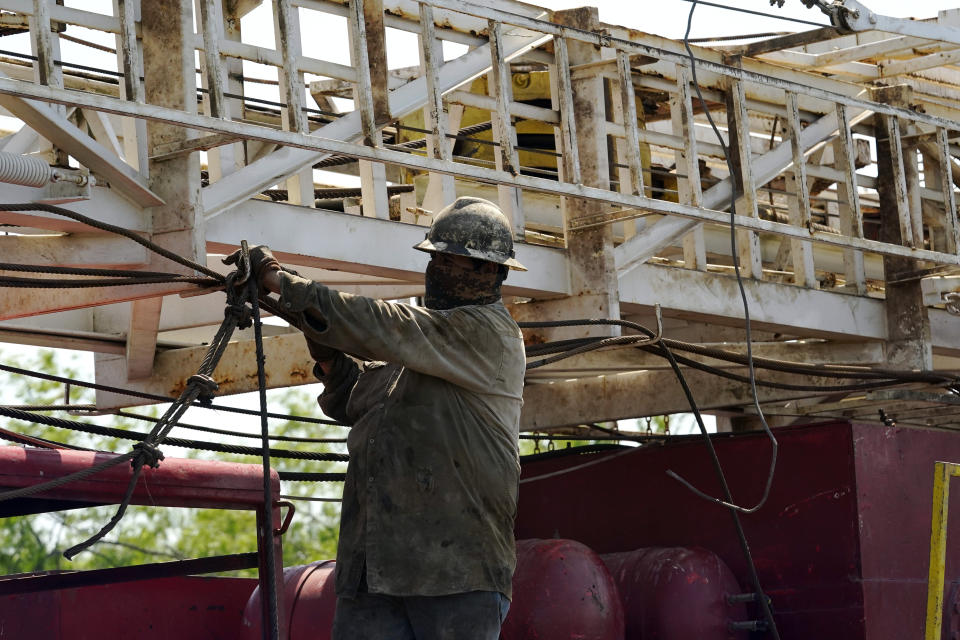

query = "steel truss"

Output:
[[1, 0, 960, 427]]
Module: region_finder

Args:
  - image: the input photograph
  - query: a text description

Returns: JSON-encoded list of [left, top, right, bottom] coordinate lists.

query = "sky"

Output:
[[0, 0, 954, 439]]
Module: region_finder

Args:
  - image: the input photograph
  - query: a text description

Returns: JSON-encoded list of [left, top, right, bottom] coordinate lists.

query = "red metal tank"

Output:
[[241, 560, 336, 639], [243, 540, 624, 640], [601, 547, 748, 640], [503, 538, 625, 640]]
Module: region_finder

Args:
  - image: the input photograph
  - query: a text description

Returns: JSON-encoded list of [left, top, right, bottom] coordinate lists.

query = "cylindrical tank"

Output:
[[503, 538, 625, 640], [601, 547, 748, 640], [241, 559, 337, 640], [243, 540, 625, 640]]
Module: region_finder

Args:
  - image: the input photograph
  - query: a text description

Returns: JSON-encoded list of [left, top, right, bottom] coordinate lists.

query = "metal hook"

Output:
[[234, 239, 252, 287]]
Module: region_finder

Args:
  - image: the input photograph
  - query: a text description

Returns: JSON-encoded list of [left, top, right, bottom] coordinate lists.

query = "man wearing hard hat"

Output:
[[241, 197, 526, 639]]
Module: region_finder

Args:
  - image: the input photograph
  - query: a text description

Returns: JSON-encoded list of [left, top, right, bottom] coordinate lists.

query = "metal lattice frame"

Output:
[[2, 0, 960, 426]]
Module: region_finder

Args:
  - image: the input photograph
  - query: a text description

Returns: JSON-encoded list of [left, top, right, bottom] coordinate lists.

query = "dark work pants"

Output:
[[331, 590, 510, 640]]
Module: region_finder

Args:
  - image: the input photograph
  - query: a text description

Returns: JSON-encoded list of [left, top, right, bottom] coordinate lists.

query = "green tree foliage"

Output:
[[0, 347, 343, 576]]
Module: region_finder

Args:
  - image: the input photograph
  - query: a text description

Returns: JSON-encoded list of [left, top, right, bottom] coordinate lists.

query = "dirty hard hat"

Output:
[[413, 197, 527, 271]]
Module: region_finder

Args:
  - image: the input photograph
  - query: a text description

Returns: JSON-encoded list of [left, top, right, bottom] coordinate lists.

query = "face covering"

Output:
[[424, 257, 506, 310]]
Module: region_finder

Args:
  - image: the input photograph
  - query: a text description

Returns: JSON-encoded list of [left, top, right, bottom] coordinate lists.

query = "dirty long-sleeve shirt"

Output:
[[277, 272, 526, 599]]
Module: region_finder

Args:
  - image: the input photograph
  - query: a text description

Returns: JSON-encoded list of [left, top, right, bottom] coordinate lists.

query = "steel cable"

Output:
[[659, 348, 916, 393], [518, 318, 958, 388], [0, 406, 347, 461], [277, 471, 347, 482], [0, 203, 224, 280], [249, 268, 281, 640], [109, 411, 346, 444], [0, 275, 220, 288], [0, 263, 216, 279], [675, 0, 826, 26], [61, 278, 249, 559], [0, 425, 88, 450], [0, 451, 137, 503], [0, 363, 346, 426]]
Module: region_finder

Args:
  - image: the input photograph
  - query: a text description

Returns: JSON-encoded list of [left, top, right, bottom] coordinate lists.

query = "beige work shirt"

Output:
[[278, 273, 525, 599]]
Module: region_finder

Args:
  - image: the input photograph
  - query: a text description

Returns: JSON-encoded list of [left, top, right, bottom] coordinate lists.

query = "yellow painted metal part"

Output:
[[925, 461, 960, 640], [396, 71, 652, 188]]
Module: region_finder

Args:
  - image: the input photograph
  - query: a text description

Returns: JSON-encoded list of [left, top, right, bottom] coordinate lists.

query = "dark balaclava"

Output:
[[424, 256, 508, 310]]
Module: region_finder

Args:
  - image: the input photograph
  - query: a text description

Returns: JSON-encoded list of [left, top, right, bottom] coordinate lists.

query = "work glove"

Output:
[[222, 245, 282, 290], [305, 336, 339, 362]]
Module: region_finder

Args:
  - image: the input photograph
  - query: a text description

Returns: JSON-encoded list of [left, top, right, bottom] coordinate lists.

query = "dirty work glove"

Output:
[[305, 337, 339, 362], [222, 245, 282, 289]]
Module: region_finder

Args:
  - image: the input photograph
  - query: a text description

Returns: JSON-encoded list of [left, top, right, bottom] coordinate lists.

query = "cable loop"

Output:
[[224, 302, 253, 330], [186, 374, 219, 404], [132, 441, 165, 469]]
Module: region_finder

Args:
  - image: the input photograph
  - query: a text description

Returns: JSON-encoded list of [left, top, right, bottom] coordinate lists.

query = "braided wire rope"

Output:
[[0, 406, 347, 461], [0, 203, 224, 279], [0, 363, 345, 426], [248, 266, 280, 640], [0, 263, 214, 278], [520, 317, 960, 390], [0, 275, 220, 288], [59, 279, 251, 559]]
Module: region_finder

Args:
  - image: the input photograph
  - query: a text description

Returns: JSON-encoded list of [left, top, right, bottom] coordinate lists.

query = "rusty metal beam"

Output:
[[520, 368, 859, 429], [94, 331, 316, 409]]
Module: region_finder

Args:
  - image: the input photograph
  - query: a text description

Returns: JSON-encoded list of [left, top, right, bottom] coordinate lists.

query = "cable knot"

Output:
[[132, 441, 165, 469], [187, 373, 219, 404], [225, 303, 253, 329]]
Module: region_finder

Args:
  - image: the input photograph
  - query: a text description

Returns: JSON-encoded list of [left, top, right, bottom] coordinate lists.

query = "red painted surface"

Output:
[[851, 423, 960, 639], [515, 421, 960, 639], [0, 446, 286, 637], [0, 446, 279, 510], [0, 576, 255, 639], [242, 560, 337, 639], [601, 547, 747, 640], [9, 422, 960, 638], [244, 540, 624, 640], [503, 539, 624, 640]]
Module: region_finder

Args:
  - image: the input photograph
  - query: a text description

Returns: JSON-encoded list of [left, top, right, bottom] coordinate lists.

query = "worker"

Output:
[[232, 197, 527, 639]]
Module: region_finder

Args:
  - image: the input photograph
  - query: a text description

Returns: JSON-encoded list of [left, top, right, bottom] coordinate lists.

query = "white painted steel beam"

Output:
[[614, 107, 872, 274], [202, 27, 551, 220], [618, 261, 960, 357], [0, 233, 148, 267], [205, 199, 569, 298], [125, 297, 162, 380], [0, 72, 162, 208], [839, 1, 960, 46], [0, 281, 200, 322], [520, 368, 870, 429], [3, 77, 956, 269], [0, 183, 146, 232], [618, 262, 883, 342], [2, 1, 121, 34], [784, 92, 816, 289], [810, 35, 934, 68], [525, 341, 886, 379], [94, 332, 318, 409]]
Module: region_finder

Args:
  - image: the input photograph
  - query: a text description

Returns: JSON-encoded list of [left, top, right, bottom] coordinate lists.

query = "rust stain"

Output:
[[169, 379, 187, 397], [289, 367, 309, 380]]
